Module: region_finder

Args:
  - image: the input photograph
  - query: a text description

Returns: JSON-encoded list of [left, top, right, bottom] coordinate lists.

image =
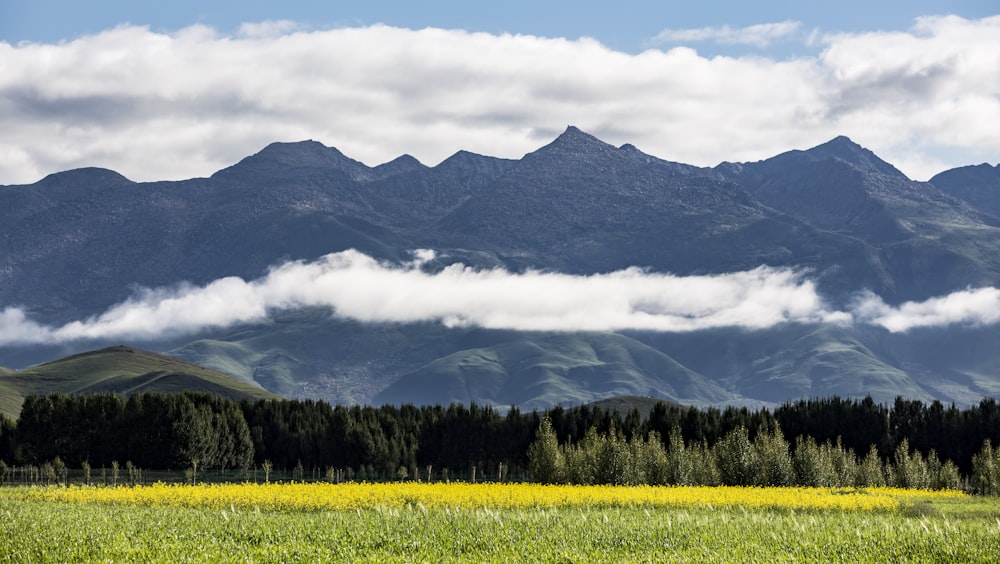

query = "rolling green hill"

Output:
[[374, 333, 735, 409], [168, 309, 536, 404], [588, 395, 681, 419], [0, 345, 280, 419]]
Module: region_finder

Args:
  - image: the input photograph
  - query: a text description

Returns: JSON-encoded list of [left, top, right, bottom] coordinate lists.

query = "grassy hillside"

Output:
[[737, 326, 930, 403], [0, 345, 280, 419], [0, 367, 14, 419], [169, 309, 526, 404], [173, 311, 744, 410], [167, 310, 1000, 410], [374, 333, 735, 409], [0, 379, 21, 422]]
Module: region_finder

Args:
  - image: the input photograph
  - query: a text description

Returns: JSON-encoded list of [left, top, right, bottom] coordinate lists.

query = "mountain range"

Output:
[[2, 126, 1000, 411]]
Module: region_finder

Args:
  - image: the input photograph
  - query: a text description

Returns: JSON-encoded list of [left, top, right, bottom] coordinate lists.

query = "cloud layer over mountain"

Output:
[[852, 288, 1000, 333], [1, 15, 999, 184], [2, 250, 999, 346]]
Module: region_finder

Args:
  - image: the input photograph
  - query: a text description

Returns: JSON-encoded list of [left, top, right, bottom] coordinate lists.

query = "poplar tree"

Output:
[[527, 417, 565, 484]]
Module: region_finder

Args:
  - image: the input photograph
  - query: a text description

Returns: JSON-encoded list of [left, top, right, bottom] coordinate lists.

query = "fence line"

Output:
[[0, 464, 529, 487]]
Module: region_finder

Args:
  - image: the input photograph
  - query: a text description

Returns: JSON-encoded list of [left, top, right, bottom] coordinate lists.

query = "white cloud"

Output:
[[51, 277, 268, 342], [816, 15, 1000, 179], [6, 250, 1000, 345], [0, 307, 53, 345], [852, 288, 1000, 333], [0, 16, 999, 184], [650, 21, 802, 48], [0, 250, 848, 345], [237, 20, 305, 39]]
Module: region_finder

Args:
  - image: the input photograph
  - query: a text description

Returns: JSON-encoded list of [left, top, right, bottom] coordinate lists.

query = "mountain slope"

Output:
[[931, 163, 1000, 218], [2, 128, 1000, 410], [374, 333, 734, 409], [0, 346, 280, 419], [167, 309, 525, 403], [723, 137, 1000, 301], [432, 128, 881, 291]]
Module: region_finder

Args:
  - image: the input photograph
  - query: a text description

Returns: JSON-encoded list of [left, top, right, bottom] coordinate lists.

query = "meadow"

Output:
[[2, 483, 999, 562]]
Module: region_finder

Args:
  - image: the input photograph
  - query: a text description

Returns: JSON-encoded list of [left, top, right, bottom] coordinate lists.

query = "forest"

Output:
[[1, 392, 999, 492]]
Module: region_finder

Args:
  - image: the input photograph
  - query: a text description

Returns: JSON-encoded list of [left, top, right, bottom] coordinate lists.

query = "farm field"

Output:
[[2, 483, 999, 562]]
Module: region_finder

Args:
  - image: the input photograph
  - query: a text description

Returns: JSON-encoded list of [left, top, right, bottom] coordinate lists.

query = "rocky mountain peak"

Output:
[[35, 167, 134, 189], [801, 136, 906, 179], [371, 154, 426, 180], [435, 150, 517, 180], [526, 125, 620, 161], [212, 140, 373, 182]]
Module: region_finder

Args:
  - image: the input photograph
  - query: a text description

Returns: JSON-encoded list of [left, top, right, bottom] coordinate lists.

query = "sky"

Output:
[[0, 1, 998, 185]]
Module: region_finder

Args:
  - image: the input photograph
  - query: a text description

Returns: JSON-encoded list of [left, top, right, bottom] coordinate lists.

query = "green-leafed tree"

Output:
[[793, 436, 835, 487], [856, 445, 887, 487], [715, 426, 757, 486], [665, 426, 694, 486], [753, 426, 794, 486], [926, 449, 963, 490], [595, 424, 631, 485], [825, 438, 858, 487], [527, 416, 564, 484], [562, 426, 600, 485], [971, 440, 1000, 496], [638, 431, 670, 486], [891, 438, 931, 489]]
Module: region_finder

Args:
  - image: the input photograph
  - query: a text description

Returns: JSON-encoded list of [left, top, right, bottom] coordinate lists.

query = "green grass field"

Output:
[[2, 488, 998, 562]]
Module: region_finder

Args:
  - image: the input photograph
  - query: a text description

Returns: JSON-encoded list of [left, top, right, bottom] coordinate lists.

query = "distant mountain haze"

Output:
[[2, 127, 999, 409]]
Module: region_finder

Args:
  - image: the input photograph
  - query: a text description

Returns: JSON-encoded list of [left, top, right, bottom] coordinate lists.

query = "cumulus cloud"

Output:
[[650, 21, 802, 48], [5, 250, 1000, 345], [0, 250, 849, 346], [853, 288, 1000, 333], [817, 15, 1000, 177], [237, 20, 305, 39], [1, 15, 999, 184]]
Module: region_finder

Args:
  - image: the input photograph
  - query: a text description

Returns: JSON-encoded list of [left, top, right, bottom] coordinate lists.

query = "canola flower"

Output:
[[20, 482, 965, 513]]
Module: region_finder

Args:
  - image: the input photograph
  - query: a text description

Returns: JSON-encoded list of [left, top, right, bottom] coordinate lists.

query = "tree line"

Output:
[[528, 416, 1000, 494], [1, 392, 999, 490]]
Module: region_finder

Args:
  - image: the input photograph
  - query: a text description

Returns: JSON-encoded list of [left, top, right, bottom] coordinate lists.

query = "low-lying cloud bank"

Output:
[[1, 250, 999, 346], [851, 288, 1000, 333]]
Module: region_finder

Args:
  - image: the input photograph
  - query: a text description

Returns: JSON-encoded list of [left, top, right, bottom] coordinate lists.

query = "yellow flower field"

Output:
[[22, 481, 965, 513], [5, 483, 996, 562]]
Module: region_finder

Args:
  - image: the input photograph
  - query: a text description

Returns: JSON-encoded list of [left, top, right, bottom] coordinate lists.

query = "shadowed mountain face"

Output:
[[931, 163, 1000, 218], [2, 127, 1000, 408]]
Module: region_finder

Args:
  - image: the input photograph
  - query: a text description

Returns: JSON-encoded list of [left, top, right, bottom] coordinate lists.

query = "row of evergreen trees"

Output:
[[0, 392, 537, 478], [11, 392, 253, 470], [2, 392, 1000, 491], [528, 417, 1000, 494]]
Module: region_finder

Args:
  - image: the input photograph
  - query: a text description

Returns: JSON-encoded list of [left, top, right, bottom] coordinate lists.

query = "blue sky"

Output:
[[0, 1, 998, 184], [3, 0, 994, 54]]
